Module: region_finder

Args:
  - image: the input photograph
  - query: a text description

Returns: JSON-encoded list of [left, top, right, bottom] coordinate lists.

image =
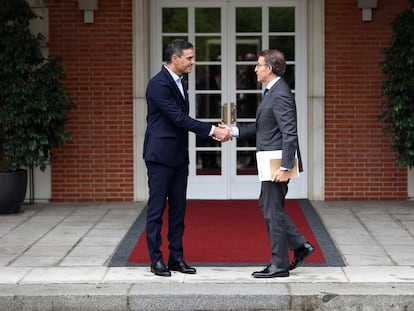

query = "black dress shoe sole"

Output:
[[150, 266, 171, 277], [169, 266, 196, 274], [252, 271, 289, 278], [151, 270, 171, 277]]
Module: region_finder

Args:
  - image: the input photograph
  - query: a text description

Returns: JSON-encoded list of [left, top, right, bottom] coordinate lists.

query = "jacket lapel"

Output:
[[256, 78, 283, 118], [161, 66, 188, 111]]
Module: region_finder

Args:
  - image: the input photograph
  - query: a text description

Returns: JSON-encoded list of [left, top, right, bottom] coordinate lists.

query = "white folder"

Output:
[[256, 150, 299, 181]]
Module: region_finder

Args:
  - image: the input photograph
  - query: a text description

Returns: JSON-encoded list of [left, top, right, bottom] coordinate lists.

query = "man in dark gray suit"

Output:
[[225, 49, 315, 278]]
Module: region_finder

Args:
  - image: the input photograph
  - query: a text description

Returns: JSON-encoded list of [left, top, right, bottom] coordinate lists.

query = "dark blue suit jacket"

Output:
[[143, 66, 211, 167]]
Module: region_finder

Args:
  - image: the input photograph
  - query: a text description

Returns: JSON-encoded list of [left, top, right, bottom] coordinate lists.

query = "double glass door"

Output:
[[150, 0, 307, 199]]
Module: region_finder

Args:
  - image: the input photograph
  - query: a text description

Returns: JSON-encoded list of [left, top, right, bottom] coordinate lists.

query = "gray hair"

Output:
[[259, 49, 286, 76], [165, 39, 193, 63]]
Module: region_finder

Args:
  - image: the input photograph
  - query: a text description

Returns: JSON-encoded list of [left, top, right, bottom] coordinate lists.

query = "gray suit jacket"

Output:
[[239, 77, 303, 172]]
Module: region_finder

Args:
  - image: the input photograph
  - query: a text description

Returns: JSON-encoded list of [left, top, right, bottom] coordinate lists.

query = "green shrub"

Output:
[[0, 0, 74, 172], [380, 0, 414, 167]]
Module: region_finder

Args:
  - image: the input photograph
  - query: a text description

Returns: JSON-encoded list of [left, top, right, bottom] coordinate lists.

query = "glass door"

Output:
[[150, 0, 307, 199]]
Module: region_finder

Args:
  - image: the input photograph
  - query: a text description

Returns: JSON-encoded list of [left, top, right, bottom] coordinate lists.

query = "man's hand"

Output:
[[272, 169, 290, 182], [212, 124, 233, 142]]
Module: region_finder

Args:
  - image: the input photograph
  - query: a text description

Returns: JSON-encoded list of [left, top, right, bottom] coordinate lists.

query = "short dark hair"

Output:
[[259, 49, 286, 76], [165, 39, 194, 63]]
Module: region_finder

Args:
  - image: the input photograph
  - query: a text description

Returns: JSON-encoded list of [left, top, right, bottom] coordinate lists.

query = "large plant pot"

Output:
[[0, 169, 27, 214]]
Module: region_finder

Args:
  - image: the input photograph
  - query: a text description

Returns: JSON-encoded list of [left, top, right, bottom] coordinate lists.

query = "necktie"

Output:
[[263, 88, 269, 98]]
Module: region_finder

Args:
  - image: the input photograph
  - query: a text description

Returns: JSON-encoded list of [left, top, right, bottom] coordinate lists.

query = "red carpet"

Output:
[[127, 200, 325, 264]]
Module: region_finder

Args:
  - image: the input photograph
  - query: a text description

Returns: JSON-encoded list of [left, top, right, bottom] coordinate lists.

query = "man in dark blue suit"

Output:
[[143, 39, 231, 277]]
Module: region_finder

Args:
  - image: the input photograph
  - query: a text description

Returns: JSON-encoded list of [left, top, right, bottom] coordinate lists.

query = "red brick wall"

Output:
[[325, 0, 409, 200], [48, 0, 133, 202], [46, 0, 409, 202]]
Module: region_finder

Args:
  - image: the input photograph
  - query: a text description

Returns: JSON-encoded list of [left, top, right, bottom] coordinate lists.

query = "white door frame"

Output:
[[133, 0, 327, 201]]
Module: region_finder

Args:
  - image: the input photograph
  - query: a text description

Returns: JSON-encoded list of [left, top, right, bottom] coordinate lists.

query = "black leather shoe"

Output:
[[289, 242, 315, 271], [151, 260, 171, 277], [252, 264, 289, 278], [168, 258, 196, 274]]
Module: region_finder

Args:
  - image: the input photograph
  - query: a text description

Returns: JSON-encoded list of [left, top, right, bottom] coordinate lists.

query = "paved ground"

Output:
[[0, 200, 413, 310]]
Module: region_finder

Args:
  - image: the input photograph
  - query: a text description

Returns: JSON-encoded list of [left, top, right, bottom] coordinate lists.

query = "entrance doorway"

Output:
[[150, 0, 308, 199]]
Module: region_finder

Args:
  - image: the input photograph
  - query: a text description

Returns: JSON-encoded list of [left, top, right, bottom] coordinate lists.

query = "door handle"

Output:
[[222, 103, 228, 124], [230, 102, 236, 124]]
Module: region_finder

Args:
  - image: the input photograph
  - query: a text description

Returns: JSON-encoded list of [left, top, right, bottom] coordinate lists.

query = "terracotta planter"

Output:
[[0, 169, 27, 214]]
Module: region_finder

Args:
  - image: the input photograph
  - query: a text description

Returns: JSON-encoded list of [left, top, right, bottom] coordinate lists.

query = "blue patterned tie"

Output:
[[263, 88, 269, 98]]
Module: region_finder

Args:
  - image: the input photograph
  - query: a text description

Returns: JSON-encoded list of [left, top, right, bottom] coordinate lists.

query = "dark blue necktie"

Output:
[[263, 88, 269, 98]]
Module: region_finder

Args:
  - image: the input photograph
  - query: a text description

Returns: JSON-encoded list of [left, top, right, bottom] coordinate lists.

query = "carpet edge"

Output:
[[108, 205, 148, 267], [297, 199, 345, 267]]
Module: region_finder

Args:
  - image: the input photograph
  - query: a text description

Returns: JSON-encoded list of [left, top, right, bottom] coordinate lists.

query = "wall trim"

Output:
[[307, 0, 325, 200], [133, 0, 150, 201]]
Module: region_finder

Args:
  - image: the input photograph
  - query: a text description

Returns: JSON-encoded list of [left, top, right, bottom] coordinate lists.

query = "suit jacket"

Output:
[[239, 77, 303, 172], [143, 66, 211, 167]]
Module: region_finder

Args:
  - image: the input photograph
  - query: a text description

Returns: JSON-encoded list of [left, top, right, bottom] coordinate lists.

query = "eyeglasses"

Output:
[[255, 63, 269, 68]]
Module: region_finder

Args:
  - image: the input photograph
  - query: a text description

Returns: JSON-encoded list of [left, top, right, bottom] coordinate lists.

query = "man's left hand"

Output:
[[272, 169, 290, 182]]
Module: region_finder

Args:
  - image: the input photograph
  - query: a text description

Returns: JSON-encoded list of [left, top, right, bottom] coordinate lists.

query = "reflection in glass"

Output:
[[237, 151, 257, 175], [196, 94, 221, 119], [162, 8, 188, 33], [236, 64, 259, 90], [195, 36, 221, 62], [236, 94, 261, 118], [195, 8, 221, 33], [284, 65, 295, 90], [196, 65, 221, 90], [236, 7, 261, 32], [236, 36, 261, 61], [269, 36, 294, 61], [269, 7, 295, 32], [197, 151, 221, 175]]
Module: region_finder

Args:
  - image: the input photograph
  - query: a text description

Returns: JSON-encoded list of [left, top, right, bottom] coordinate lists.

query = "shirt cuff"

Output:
[[231, 126, 239, 138], [209, 125, 215, 136]]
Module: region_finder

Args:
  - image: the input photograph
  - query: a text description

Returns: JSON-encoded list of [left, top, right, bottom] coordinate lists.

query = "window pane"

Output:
[[236, 36, 261, 61], [195, 36, 221, 61], [237, 93, 261, 118], [162, 8, 188, 33], [284, 64, 295, 90], [236, 7, 261, 33], [196, 8, 221, 33], [196, 94, 221, 118], [237, 64, 259, 90], [269, 36, 294, 61], [269, 7, 294, 32], [237, 151, 257, 175], [196, 151, 221, 175], [196, 65, 221, 90]]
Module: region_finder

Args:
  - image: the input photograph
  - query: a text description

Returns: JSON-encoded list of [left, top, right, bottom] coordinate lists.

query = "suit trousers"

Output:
[[259, 180, 306, 268], [145, 161, 188, 263]]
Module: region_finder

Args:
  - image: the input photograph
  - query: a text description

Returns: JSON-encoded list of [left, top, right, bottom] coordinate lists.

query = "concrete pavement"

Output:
[[0, 200, 413, 310]]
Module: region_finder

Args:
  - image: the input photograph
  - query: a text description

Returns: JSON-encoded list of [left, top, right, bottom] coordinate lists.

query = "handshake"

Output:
[[212, 124, 233, 142]]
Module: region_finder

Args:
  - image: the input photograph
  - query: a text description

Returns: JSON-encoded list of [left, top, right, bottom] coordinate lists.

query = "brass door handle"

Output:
[[230, 102, 236, 124], [222, 103, 228, 124]]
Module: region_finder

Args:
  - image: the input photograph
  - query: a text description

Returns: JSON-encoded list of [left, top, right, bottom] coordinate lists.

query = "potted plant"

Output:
[[379, 0, 414, 168], [0, 0, 74, 213]]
